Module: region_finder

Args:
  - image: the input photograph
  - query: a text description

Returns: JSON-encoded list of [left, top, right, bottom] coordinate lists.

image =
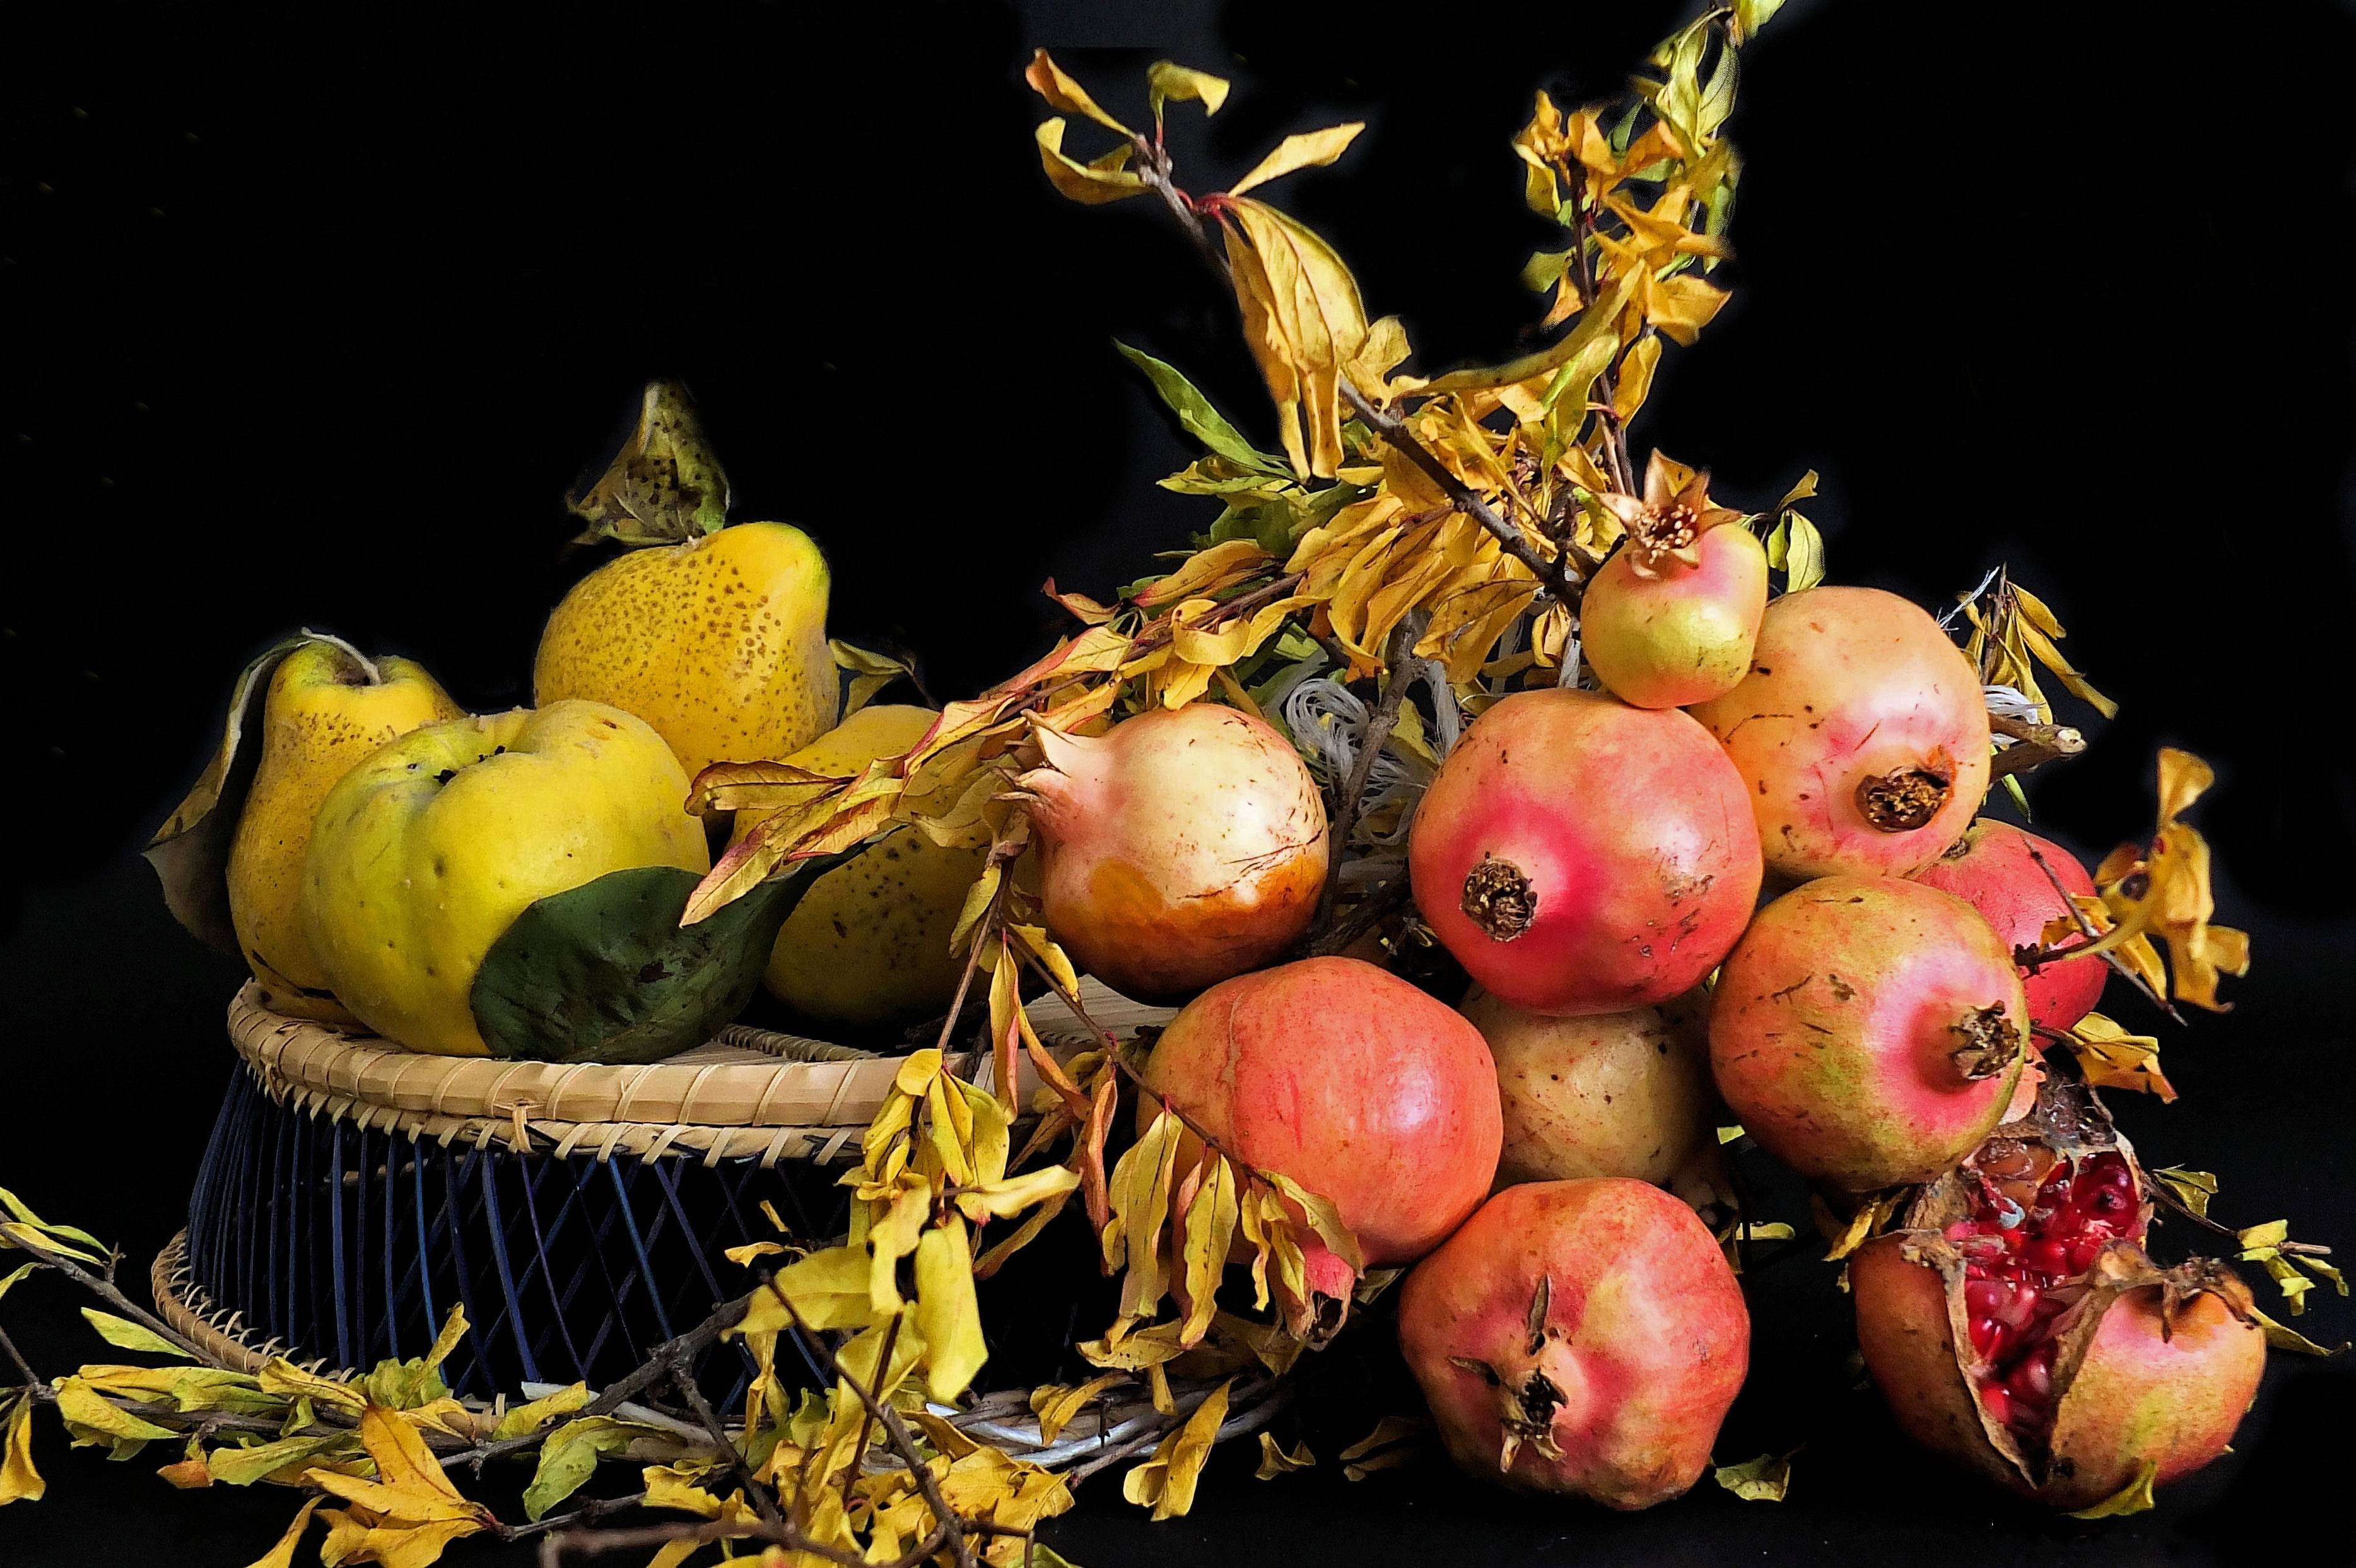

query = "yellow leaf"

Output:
[[1220, 197, 1368, 479], [1110, 1110, 1185, 1316], [2066, 1460, 2159, 1518], [1077, 1320, 1190, 1374], [52, 1378, 177, 1444], [2251, 1306, 2348, 1357], [315, 1511, 484, 1568], [866, 1186, 933, 1316], [489, 1383, 592, 1442], [257, 1359, 367, 1416], [242, 1497, 323, 1568], [724, 1240, 794, 1268], [354, 1404, 473, 1509], [1613, 332, 1662, 421], [1254, 1431, 1315, 1480], [1225, 123, 1365, 197], [1178, 1154, 1240, 1347], [1, 1394, 43, 1505], [1147, 61, 1229, 120], [1714, 1449, 1795, 1502], [79, 1308, 189, 1358], [739, 1245, 874, 1337], [1031, 1373, 1124, 1444], [915, 1219, 990, 1401], [1025, 50, 1135, 137], [1033, 119, 1149, 206], [518, 1417, 648, 1522], [1337, 1413, 1427, 1481], [1120, 1378, 1231, 1521]]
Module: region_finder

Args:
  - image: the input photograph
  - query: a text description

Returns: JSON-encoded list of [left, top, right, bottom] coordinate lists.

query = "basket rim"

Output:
[[226, 981, 1172, 1164]]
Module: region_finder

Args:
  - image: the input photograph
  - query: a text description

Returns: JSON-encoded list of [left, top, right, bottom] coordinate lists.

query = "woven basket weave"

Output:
[[163, 982, 1168, 1407]]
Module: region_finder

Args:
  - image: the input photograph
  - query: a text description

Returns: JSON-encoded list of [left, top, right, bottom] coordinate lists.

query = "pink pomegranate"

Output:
[[1013, 704, 1327, 1002], [1851, 1094, 2266, 1508], [1462, 992, 1718, 1190], [1580, 522, 1769, 710], [1140, 956, 1502, 1283], [1709, 875, 2026, 1191], [1911, 820, 2106, 1033], [1408, 689, 1762, 1016], [1397, 1178, 1749, 1509], [1689, 586, 1991, 880]]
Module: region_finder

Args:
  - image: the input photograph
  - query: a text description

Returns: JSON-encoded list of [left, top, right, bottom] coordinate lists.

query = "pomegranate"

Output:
[[1398, 1178, 1749, 1508], [1689, 586, 1991, 880], [1580, 522, 1769, 710], [1912, 820, 2106, 1033], [1013, 704, 1327, 1002], [1409, 689, 1762, 1016], [1851, 1084, 2266, 1508], [1463, 990, 1718, 1190], [1709, 875, 2027, 1191], [1140, 956, 1502, 1285]]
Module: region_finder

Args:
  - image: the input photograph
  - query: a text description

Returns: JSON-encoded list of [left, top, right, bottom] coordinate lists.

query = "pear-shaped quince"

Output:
[[732, 705, 989, 1031], [228, 636, 464, 1021], [535, 520, 838, 783], [301, 699, 708, 1056]]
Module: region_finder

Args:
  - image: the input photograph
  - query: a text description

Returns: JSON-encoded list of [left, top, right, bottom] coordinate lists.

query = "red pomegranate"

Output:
[[1709, 875, 2027, 1191], [1580, 522, 1769, 710], [1851, 1087, 2266, 1508], [1689, 586, 1991, 880], [1398, 1178, 1750, 1509], [1408, 688, 1762, 1016], [1911, 820, 2106, 1033], [1139, 957, 1502, 1287], [1013, 704, 1327, 1002]]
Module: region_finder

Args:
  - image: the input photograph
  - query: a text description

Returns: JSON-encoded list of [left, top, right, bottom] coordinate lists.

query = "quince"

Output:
[[226, 636, 464, 1021], [732, 705, 987, 1031], [302, 699, 708, 1056]]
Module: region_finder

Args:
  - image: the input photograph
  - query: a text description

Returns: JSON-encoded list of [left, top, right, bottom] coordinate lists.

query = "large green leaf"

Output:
[[1114, 341, 1287, 473], [470, 850, 855, 1064]]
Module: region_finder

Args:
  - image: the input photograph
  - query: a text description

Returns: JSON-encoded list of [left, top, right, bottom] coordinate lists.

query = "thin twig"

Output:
[[2019, 845, 2185, 1025], [1341, 382, 1582, 603], [840, 1310, 902, 1515], [3, 1231, 213, 1364], [671, 1364, 782, 1530], [755, 1280, 981, 1568], [0, 1319, 47, 1395], [1307, 875, 1412, 958], [1990, 711, 2087, 780]]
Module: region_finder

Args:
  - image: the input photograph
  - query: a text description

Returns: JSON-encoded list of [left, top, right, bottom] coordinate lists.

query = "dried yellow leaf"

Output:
[[1121, 1378, 1231, 1520], [0, 1395, 42, 1506]]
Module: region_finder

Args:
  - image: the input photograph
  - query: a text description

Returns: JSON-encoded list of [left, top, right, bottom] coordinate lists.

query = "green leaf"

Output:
[[0, 1263, 34, 1304], [142, 634, 314, 954], [1114, 342, 1287, 473], [81, 1309, 190, 1359], [471, 851, 855, 1064], [522, 1417, 643, 1521], [565, 379, 732, 547]]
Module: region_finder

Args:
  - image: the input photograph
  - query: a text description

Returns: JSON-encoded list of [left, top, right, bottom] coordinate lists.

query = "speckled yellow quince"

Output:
[[228, 636, 465, 1022], [533, 522, 838, 784], [301, 699, 709, 1056], [732, 705, 988, 1030]]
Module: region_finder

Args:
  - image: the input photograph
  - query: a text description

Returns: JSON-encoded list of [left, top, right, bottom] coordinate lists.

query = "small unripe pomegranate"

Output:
[[1014, 705, 1327, 1002], [1398, 1178, 1749, 1509], [1463, 991, 1718, 1190], [1409, 689, 1761, 1017], [1911, 819, 2106, 1033], [1581, 524, 1769, 710], [1689, 586, 1991, 880], [1709, 875, 2026, 1191], [1851, 1087, 2266, 1509]]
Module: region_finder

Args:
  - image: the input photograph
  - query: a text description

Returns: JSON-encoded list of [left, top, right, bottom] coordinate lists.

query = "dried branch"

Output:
[[3, 1230, 213, 1364], [2020, 845, 2185, 1026], [1990, 711, 2087, 779], [1315, 617, 1421, 932]]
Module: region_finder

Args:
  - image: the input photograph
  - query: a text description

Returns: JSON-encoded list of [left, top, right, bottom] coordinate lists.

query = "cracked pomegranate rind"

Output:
[[1851, 1082, 2265, 1509]]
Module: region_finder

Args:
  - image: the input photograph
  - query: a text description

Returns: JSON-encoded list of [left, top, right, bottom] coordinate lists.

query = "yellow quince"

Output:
[[226, 635, 464, 1021], [301, 700, 708, 1056], [732, 705, 988, 1031]]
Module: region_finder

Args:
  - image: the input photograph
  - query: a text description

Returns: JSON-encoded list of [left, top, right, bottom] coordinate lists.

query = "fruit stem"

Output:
[[300, 627, 384, 686]]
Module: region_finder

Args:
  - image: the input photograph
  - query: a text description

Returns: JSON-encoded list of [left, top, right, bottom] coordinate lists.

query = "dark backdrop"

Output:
[[4, 2, 2352, 1564]]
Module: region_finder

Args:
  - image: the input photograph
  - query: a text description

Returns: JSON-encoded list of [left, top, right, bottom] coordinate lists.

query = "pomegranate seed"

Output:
[[1965, 1279, 2007, 1319], [2022, 1237, 2070, 1275], [1967, 1315, 2002, 1355], [2094, 1186, 2129, 1215], [2066, 1234, 2108, 1272], [1996, 1281, 2040, 1327], [1979, 1384, 2015, 1427], [2005, 1350, 2053, 1405]]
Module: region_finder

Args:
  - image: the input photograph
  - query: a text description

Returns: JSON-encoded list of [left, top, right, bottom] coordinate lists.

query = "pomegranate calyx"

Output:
[[1460, 855, 1538, 941], [1856, 763, 1954, 832], [1948, 1005, 2024, 1081]]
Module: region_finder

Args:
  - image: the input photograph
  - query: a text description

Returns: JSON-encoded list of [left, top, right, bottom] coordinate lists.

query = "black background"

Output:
[[5, 1, 2353, 1564]]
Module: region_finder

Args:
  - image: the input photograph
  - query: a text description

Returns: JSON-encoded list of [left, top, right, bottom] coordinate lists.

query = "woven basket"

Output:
[[158, 981, 1168, 1410]]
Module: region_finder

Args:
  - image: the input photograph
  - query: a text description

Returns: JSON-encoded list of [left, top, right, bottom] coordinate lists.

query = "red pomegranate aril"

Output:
[[2067, 1234, 2109, 1272], [1965, 1278, 2007, 1319], [1969, 1315, 2002, 1357], [2022, 1237, 2070, 1275], [1978, 1384, 2016, 1428], [2007, 1345, 2056, 1405]]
